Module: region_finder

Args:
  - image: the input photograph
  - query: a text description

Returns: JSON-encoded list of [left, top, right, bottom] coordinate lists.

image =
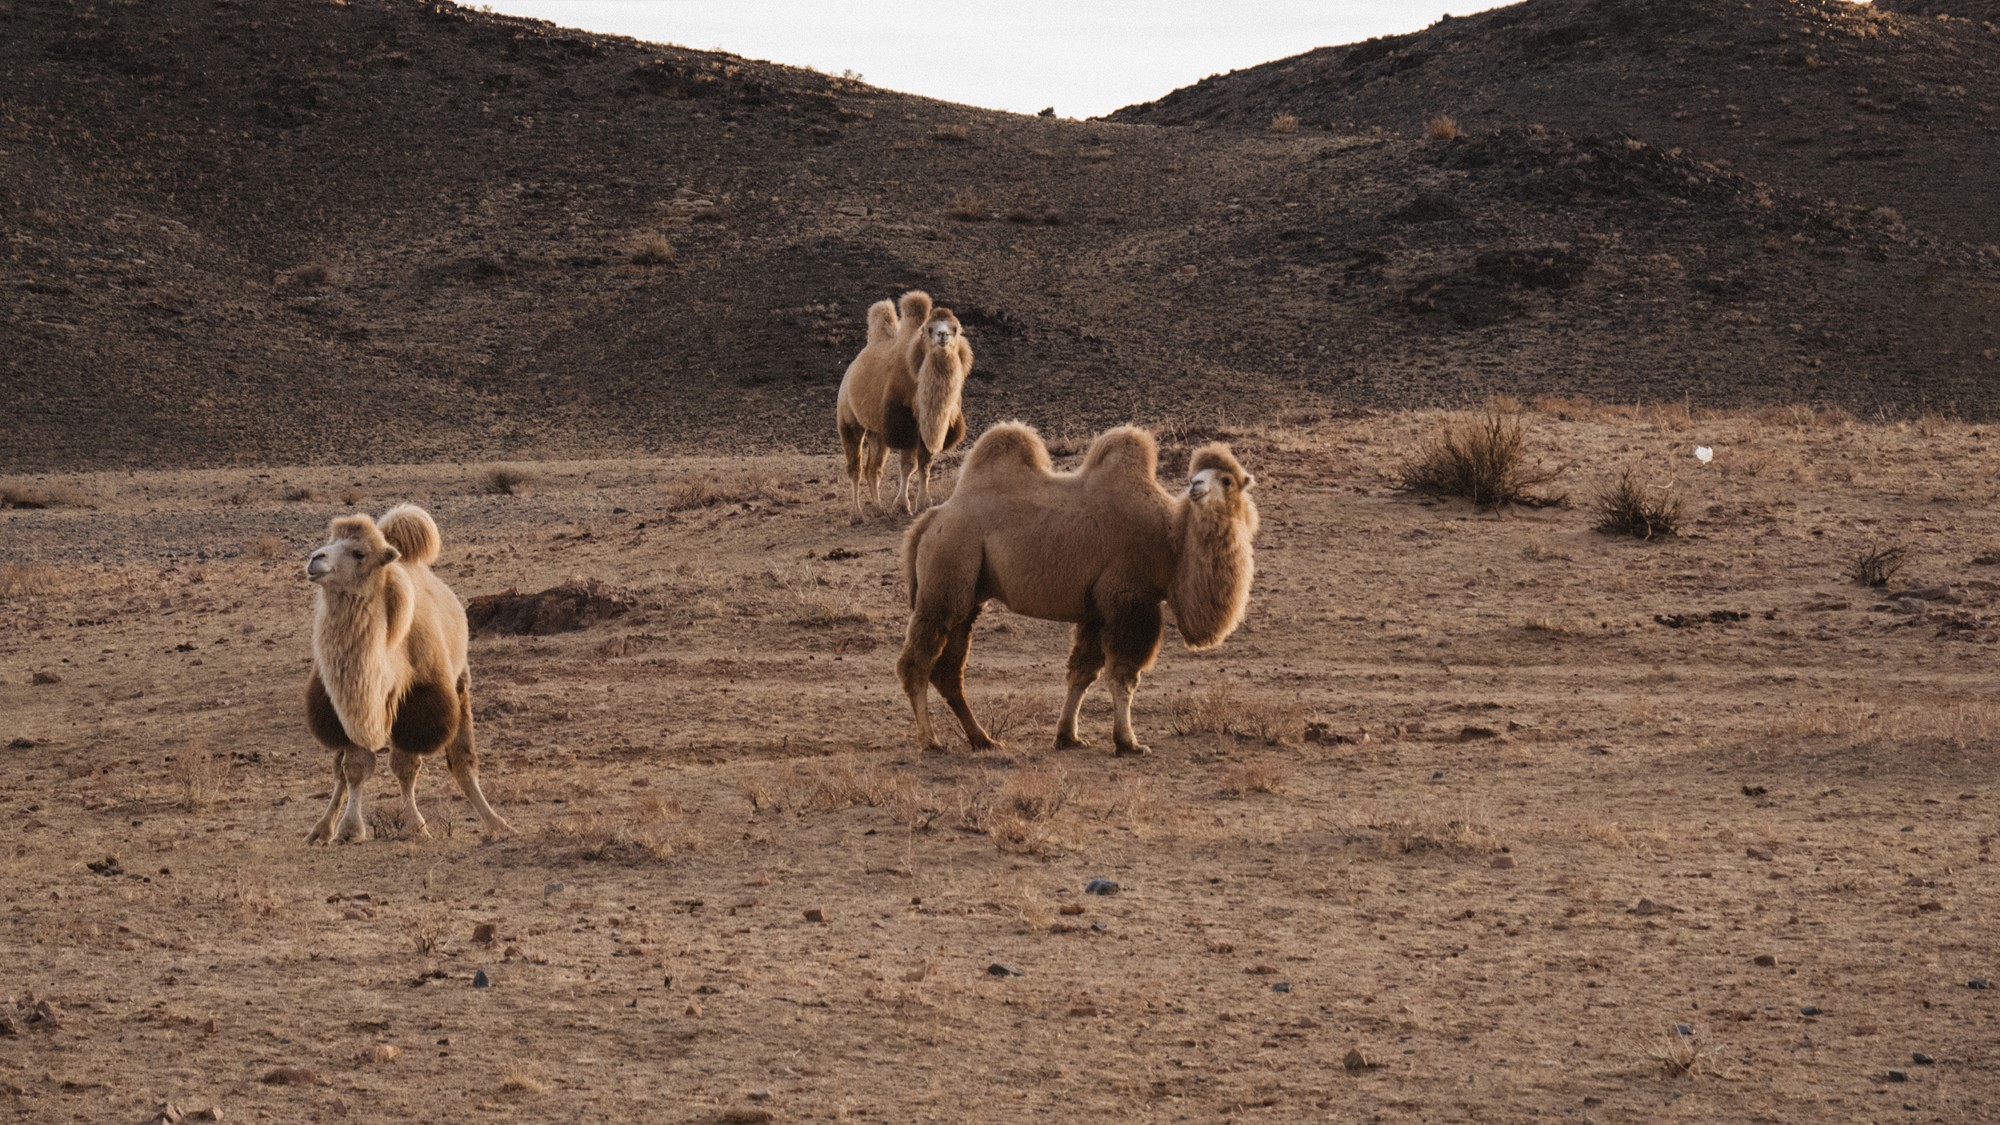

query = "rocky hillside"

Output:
[[2, 0, 1996, 471]]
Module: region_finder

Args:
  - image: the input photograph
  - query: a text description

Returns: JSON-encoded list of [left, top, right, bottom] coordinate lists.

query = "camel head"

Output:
[[921, 307, 963, 350], [307, 514, 401, 590], [1186, 444, 1258, 534]]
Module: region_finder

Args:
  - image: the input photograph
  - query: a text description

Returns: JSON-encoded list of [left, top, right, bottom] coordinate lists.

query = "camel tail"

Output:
[[864, 299, 898, 347], [902, 507, 940, 608], [378, 504, 442, 567]]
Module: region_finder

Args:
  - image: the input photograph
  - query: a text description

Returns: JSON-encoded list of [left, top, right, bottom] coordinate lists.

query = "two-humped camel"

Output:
[[836, 290, 973, 521], [304, 504, 511, 843], [899, 421, 1259, 755]]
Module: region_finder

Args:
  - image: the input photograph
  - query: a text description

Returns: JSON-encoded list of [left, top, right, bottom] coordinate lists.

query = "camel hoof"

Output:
[[1113, 742, 1151, 758], [305, 828, 331, 845], [919, 739, 946, 754], [479, 817, 516, 840], [968, 736, 1004, 752], [1054, 734, 1089, 751]]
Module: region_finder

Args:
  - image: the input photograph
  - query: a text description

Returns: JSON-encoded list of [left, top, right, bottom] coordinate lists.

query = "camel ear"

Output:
[[1241, 472, 1256, 492], [378, 546, 401, 566]]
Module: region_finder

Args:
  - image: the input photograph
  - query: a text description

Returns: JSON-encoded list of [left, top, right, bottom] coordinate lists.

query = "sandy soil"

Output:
[[2, 405, 1998, 1122]]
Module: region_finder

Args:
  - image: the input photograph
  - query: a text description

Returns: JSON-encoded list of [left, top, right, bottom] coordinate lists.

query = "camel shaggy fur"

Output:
[[898, 422, 1259, 755], [836, 290, 974, 521], [303, 504, 511, 843]]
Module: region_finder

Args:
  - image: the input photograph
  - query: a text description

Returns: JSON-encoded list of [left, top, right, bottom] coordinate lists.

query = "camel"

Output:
[[898, 422, 1259, 755], [303, 504, 512, 843], [835, 289, 974, 522]]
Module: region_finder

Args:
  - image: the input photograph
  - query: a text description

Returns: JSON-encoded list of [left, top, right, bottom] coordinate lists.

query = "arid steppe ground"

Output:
[[2, 404, 1997, 1122]]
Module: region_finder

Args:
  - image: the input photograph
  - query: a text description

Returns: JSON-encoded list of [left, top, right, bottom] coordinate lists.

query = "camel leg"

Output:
[[306, 748, 351, 844], [335, 746, 378, 842], [931, 604, 995, 750], [861, 435, 889, 512], [840, 419, 867, 523], [444, 680, 513, 837], [1104, 602, 1166, 757], [898, 611, 954, 752], [1055, 617, 1107, 750], [389, 747, 429, 839]]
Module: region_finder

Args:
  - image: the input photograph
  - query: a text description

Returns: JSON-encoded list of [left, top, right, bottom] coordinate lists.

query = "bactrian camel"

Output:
[[836, 289, 973, 521], [898, 422, 1259, 755], [304, 504, 511, 843]]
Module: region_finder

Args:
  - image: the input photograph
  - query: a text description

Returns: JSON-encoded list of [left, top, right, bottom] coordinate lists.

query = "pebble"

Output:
[[1272, 982, 1291, 993], [986, 963, 1024, 978], [1091, 921, 1108, 932], [1490, 855, 1516, 870], [30, 671, 61, 685], [472, 969, 490, 988], [1754, 954, 1777, 967], [7, 738, 32, 749], [1675, 1024, 1693, 1036], [803, 908, 827, 923], [472, 923, 496, 943], [1887, 1069, 1909, 1082], [1969, 978, 1991, 990], [1084, 878, 1120, 896], [1800, 1005, 1824, 1016], [1912, 1052, 1935, 1065]]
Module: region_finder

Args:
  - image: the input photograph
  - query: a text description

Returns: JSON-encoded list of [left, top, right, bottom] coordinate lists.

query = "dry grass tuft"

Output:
[[663, 474, 805, 511], [1170, 683, 1307, 745], [0, 562, 73, 598], [547, 795, 694, 862], [482, 465, 533, 496], [0, 481, 85, 509], [1397, 412, 1563, 508], [1424, 115, 1460, 141], [242, 533, 288, 560], [1268, 113, 1299, 134], [769, 564, 868, 628], [170, 739, 230, 812], [629, 233, 674, 267], [983, 766, 1077, 856], [1592, 467, 1683, 540], [931, 123, 969, 143], [1364, 801, 1503, 854], [406, 910, 449, 956], [948, 187, 990, 221], [1220, 756, 1293, 797], [979, 692, 1054, 744], [280, 486, 314, 502], [1644, 1026, 1716, 1078], [1845, 542, 1907, 587], [1753, 403, 1853, 430], [501, 1063, 552, 1094]]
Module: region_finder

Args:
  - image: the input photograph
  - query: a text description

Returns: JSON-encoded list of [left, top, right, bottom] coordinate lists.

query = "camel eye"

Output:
[[350, 549, 364, 560]]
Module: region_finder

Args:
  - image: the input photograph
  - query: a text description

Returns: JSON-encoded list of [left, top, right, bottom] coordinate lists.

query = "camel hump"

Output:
[[864, 298, 899, 346], [897, 290, 933, 327], [959, 420, 1053, 483], [1080, 425, 1159, 481], [378, 504, 441, 567]]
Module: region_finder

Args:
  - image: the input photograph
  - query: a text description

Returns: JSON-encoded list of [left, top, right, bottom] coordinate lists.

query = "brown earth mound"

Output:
[[1, 0, 1996, 473], [465, 580, 634, 636]]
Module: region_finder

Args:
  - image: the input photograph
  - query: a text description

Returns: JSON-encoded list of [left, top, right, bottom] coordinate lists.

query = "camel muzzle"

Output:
[[306, 553, 330, 581]]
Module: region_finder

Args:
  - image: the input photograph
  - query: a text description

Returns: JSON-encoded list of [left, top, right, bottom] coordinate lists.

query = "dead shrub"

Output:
[[501, 1064, 552, 1094], [1645, 1026, 1716, 1078], [0, 481, 84, 509], [284, 262, 333, 288], [1396, 412, 1563, 508], [170, 739, 230, 812], [1169, 683, 1304, 745], [1364, 801, 1502, 854], [482, 465, 532, 496], [931, 123, 969, 143], [280, 486, 314, 502], [242, 534, 288, 560], [629, 233, 674, 267], [1846, 542, 1907, 587], [1268, 113, 1299, 134], [1424, 115, 1460, 140], [663, 474, 803, 511], [547, 795, 691, 862], [769, 564, 868, 628], [948, 188, 990, 221], [1219, 756, 1292, 797], [0, 563, 72, 598], [1592, 467, 1683, 539]]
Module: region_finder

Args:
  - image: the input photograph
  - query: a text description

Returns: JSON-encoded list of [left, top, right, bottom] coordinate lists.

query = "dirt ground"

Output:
[[2, 404, 1997, 1123]]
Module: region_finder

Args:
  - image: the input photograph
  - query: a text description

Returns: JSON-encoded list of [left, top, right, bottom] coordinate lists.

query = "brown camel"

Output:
[[835, 289, 974, 521]]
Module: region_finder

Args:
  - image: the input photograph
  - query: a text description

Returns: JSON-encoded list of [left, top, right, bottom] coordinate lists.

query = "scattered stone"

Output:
[[31, 671, 61, 685], [1969, 978, 1990, 990], [472, 969, 490, 989], [1342, 1046, 1379, 1071], [0, 1014, 15, 1036], [1458, 725, 1499, 741], [1084, 878, 1120, 896], [87, 855, 123, 876], [1490, 855, 1516, 870], [1058, 903, 1085, 916], [1741, 785, 1768, 797], [1913, 1052, 1936, 1065], [260, 1066, 317, 1086], [1675, 1024, 1694, 1036], [684, 1001, 703, 1017], [28, 1000, 61, 1029], [803, 908, 827, 924], [7, 738, 33, 749], [1272, 982, 1291, 993], [1800, 1005, 1825, 1016], [1091, 921, 1108, 932], [1887, 1069, 1909, 1082], [1746, 846, 1775, 861], [360, 1044, 401, 1064], [1630, 898, 1680, 916], [1654, 610, 1749, 628], [986, 963, 1024, 978], [138, 1103, 184, 1125], [471, 923, 496, 944], [1754, 954, 1777, 967], [1067, 1005, 1099, 1018]]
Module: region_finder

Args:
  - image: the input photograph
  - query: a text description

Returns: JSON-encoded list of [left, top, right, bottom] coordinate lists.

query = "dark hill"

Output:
[[1109, 0, 2000, 249], [2, 0, 1996, 472]]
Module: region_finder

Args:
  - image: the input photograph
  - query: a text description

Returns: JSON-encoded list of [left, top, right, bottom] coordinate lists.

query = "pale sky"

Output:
[[475, 1, 1512, 119]]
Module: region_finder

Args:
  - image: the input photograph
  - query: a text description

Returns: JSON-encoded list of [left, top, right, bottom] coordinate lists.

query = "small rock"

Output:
[[87, 855, 122, 876], [716, 1111, 773, 1125], [1800, 1005, 1825, 1016], [360, 1044, 400, 1064], [1342, 1046, 1377, 1071], [1084, 878, 1120, 896], [1913, 1052, 1935, 1065], [1272, 982, 1291, 993], [7, 738, 33, 749], [746, 1089, 772, 1102], [139, 1103, 184, 1125], [1058, 903, 1085, 916], [986, 963, 1024, 978], [472, 969, 490, 989], [1746, 846, 1774, 861], [187, 1109, 223, 1122], [543, 882, 565, 897], [1741, 785, 1768, 797], [471, 923, 496, 944], [28, 1000, 61, 1029], [1458, 725, 1499, 741], [260, 1066, 316, 1086], [1969, 978, 1991, 990], [1887, 1069, 1909, 1082], [1675, 1024, 1693, 1036], [31, 671, 61, 685], [1091, 920, 1108, 932], [1753, 954, 1777, 967], [1490, 855, 1516, 870], [684, 1000, 703, 1017], [803, 908, 827, 923], [0, 1014, 14, 1036]]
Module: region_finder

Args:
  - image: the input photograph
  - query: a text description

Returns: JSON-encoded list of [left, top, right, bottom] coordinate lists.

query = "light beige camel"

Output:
[[303, 504, 511, 843], [835, 289, 974, 521], [898, 422, 1259, 755]]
